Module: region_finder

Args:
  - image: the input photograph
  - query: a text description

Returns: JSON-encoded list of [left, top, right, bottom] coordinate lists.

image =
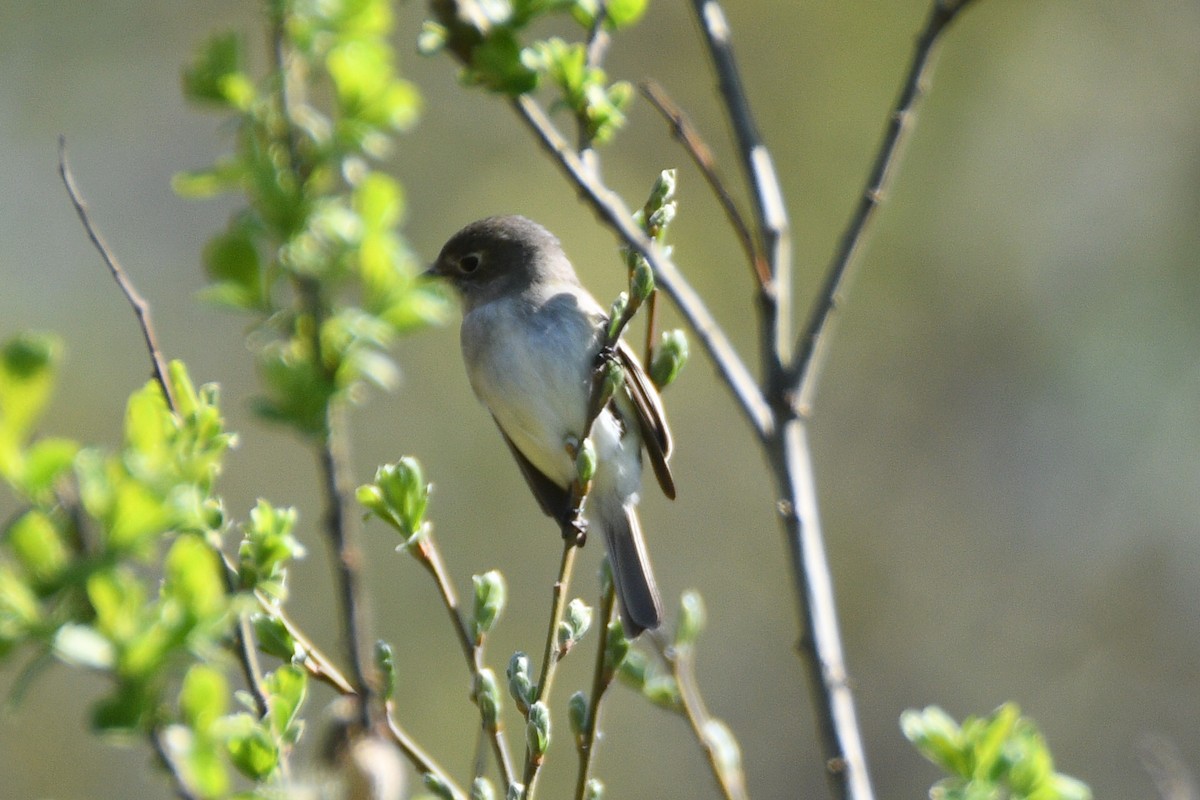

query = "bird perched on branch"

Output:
[[426, 215, 675, 636]]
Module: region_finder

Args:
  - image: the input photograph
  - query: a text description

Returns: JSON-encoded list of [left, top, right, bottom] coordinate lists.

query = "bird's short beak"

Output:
[[421, 263, 442, 281]]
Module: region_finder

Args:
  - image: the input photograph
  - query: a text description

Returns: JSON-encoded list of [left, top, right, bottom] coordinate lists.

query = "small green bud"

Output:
[[424, 772, 454, 800], [615, 647, 647, 688], [526, 701, 551, 760], [630, 258, 655, 303], [471, 777, 496, 800], [507, 652, 534, 713], [606, 292, 629, 340], [647, 202, 676, 237], [598, 557, 614, 598], [568, 691, 589, 746], [575, 437, 597, 486], [359, 458, 429, 539], [565, 599, 593, 642], [644, 674, 682, 710], [584, 778, 605, 800], [475, 668, 502, 728], [649, 329, 689, 390], [604, 620, 630, 675], [675, 590, 706, 649], [375, 641, 397, 700], [471, 570, 507, 643], [648, 169, 676, 210], [600, 358, 624, 407]]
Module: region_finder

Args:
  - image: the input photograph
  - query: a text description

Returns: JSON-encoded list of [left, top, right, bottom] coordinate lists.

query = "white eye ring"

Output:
[[459, 253, 482, 274]]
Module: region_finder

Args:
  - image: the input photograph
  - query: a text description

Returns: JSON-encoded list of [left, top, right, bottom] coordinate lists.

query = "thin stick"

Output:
[[522, 539, 581, 797], [318, 401, 377, 728], [58, 137, 176, 412], [789, 0, 981, 409], [639, 80, 767, 287], [60, 139, 273, 717], [414, 530, 516, 787], [385, 705, 469, 800], [573, 579, 617, 800], [689, 0, 791, 374], [662, 643, 748, 800], [151, 726, 201, 800], [510, 95, 774, 438]]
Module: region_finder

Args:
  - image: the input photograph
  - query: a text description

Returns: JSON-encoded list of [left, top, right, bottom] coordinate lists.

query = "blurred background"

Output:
[[3, 0, 1200, 797]]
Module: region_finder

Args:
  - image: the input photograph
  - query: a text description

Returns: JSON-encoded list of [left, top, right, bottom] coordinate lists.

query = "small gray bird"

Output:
[[427, 215, 675, 636]]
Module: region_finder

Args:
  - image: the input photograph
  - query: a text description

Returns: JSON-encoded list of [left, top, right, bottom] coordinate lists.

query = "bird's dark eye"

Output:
[[459, 253, 482, 274]]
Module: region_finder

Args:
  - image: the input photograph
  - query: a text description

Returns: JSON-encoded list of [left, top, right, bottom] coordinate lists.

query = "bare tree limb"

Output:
[[384, 706, 469, 800], [639, 80, 767, 287], [58, 137, 177, 412], [689, 0, 792, 376], [789, 0, 981, 410]]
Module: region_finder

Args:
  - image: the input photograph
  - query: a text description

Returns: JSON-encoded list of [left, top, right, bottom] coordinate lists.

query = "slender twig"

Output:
[[689, 0, 791, 375], [151, 726, 201, 800], [573, 579, 617, 800], [639, 80, 767, 287], [270, 8, 378, 729], [60, 140, 274, 717], [789, 0, 980, 409], [412, 530, 516, 787], [510, 95, 774, 438], [58, 137, 177, 412], [522, 539, 581, 798], [658, 641, 748, 800], [384, 705, 470, 800], [318, 401, 377, 728]]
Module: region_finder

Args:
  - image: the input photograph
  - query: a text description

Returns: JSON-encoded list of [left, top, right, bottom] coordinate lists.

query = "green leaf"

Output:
[[20, 437, 80, 497], [223, 713, 278, 780], [265, 665, 307, 740], [163, 534, 226, 622], [52, 624, 115, 670], [0, 333, 61, 473], [902, 705, 969, 777], [604, 0, 648, 28], [183, 734, 230, 799], [467, 29, 539, 94], [180, 664, 230, 730], [183, 32, 254, 109], [201, 226, 265, 310], [7, 509, 68, 584], [252, 614, 298, 662]]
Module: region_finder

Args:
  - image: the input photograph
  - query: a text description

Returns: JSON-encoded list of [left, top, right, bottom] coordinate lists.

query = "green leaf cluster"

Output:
[[902, 704, 1092, 800], [422, 0, 646, 143], [0, 336, 321, 796], [179, 0, 446, 438]]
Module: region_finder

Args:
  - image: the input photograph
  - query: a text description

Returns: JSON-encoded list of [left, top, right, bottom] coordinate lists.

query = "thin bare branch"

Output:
[[510, 95, 774, 438], [655, 639, 748, 800], [384, 705, 470, 800], [771, 421, 872, 800], [573, 580, 617, 800], [789, 0, 981, 409], [58, 137, 177, 412], [521, 538, 581, 798], [689, 0, 791, 372], [411, 530, 516, 787], [639, 80, 767, 287], [318, 401, 377, 728]]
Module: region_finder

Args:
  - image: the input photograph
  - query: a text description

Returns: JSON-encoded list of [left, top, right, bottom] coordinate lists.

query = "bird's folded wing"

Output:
[[494, 418, 573, 521], [615, 340, 676, 500]]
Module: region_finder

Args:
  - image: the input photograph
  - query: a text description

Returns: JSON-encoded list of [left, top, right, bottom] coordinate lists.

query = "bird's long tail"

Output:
[[596, 495, 663, 637]]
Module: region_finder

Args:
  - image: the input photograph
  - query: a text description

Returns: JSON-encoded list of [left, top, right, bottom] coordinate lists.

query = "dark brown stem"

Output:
[[789, 0, 981, 409], [151, 725, 200, 800], [385, 705, 469, 800], [639, 80, 767, 287], [58, 137, 176, 412], [414, 531, 516, 787], [319, 401, 377, 729], [573, 580, 617, 800]]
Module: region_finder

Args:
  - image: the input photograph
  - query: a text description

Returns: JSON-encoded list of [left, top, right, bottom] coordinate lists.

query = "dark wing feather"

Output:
[[494, 418, 573, 521], [614, 340, 675, 500]]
